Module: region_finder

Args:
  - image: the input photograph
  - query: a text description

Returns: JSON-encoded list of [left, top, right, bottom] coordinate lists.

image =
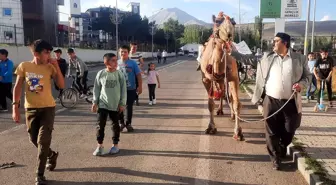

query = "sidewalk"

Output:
[[243, 83, 336, 185]]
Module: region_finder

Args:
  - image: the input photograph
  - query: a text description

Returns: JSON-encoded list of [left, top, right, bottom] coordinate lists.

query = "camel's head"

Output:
[[212, 12, 235, 42]]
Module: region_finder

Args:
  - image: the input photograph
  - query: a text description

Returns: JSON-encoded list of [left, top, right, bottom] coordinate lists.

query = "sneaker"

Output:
[[109, 146, 120, 154], [35, 176, 47, 185], [272, 159, 281, 170], [46, 151, 58, 171], [136, 100, 140, 106], [153, 99, 156, 105], [93, 146, 104, 156], [126, 124, 134, 132], [149, 101, 153, 106], [0, 108, 8, 112], [329, 101, 333, 107], [79, 94, 87, 99]]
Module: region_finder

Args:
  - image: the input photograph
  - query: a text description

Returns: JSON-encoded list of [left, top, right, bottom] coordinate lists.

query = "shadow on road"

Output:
[[52, 167, 260, 185]]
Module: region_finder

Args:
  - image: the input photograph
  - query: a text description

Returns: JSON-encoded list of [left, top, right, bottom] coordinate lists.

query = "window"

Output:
[[3, 8, 12, 16], [76, 26, 79, 31], [74, 3, 78, 8], [4, 31, 13, 40], [75, 18, 79, 23]]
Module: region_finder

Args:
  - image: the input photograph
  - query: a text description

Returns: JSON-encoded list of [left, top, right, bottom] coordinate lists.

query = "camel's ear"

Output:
[[212, 15, 216, 23]]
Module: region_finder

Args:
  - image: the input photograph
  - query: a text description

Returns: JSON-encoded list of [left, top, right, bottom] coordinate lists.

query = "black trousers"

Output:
[[148, 84, 156, 101], [0, 82, 13, 109], [96, 108, 120, 144], [316, 78, 332, 103], [75, 71, 88, 94], [135, 77, 139, 102], [263, 95, 300, 162], [119, 90, 137, 125]]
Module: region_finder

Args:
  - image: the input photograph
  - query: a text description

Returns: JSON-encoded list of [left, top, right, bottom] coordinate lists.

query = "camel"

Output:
[[200, 12, 244, 141]]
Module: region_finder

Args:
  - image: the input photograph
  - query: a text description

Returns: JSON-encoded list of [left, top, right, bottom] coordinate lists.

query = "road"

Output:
[[0, 58, 307, 185], [0, 56, 188, 133]]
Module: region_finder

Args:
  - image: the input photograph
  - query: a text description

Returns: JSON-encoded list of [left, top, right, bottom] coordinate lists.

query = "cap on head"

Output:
[[67, 48, 75, 54], [54, 49, 62, 54], [275, 32, 291, 43]]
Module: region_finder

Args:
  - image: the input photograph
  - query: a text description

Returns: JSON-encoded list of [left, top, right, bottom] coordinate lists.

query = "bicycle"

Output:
[[59, 75, 94, 108]]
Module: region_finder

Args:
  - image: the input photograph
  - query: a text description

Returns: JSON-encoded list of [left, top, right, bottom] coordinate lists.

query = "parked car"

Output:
[[188, 52, 195, 57], [178, 51, 184, 56]]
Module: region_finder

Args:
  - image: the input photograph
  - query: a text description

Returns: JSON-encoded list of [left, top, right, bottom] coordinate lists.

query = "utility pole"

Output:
[[165, 32, 170, 51], [110, 0, 122, 58], [311, 0, 316, 52], [238, 0, 241, 42], [304, 0, 311, 56]]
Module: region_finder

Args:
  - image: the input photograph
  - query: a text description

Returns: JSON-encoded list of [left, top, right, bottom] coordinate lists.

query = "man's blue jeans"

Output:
[[306, 75, 317, 98]]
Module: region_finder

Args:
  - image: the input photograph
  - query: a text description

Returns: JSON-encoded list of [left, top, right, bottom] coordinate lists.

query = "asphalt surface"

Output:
[[0, 57, 307, 185]]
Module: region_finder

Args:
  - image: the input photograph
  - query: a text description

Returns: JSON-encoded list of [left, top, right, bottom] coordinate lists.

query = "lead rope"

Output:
[[222, 46, 298, 123]]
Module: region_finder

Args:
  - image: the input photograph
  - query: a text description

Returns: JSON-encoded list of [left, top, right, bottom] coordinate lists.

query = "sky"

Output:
[[59, 0, 335, 24]]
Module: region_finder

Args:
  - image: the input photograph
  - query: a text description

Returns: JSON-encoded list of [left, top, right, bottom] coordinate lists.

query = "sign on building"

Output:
[[281, 0, 302, 19], [260, 0, 302, 19]]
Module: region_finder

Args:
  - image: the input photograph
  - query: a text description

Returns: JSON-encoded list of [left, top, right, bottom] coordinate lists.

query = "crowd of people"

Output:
[[1, 39, 161, 185]]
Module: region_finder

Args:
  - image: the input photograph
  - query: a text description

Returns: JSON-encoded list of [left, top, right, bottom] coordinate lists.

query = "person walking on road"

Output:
[[12, 39, 65, 185], [162, 50, 167, 63], [67, 48, 88, 99], [118, 45, 142, 132], [92, 53, 126, 156], [251, 32, 309, 170], [130, 43, 144, 106], [147, 62, 160, 105], [306, 52, 317, 102], [53, 49, 67, 98], [157, 49, 162, 63], [0, 49, 14, 112], [313, 48, 334, 107]]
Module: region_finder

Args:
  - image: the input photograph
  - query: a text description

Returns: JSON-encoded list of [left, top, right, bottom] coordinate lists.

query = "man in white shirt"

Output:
[[251, 32, 309, 171]]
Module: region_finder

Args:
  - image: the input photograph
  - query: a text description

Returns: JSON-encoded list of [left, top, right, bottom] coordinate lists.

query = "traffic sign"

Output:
[[260, 0, 281, 18], [260, 0, 302, 19]]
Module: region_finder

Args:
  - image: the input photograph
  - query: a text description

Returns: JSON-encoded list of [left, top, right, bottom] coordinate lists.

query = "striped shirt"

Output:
[[130, 52, 142, 66]]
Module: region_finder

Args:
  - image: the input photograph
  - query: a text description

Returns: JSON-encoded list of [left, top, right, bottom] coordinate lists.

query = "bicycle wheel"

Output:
[[60, 88, 78, 108], [85, 85, 94, 104]]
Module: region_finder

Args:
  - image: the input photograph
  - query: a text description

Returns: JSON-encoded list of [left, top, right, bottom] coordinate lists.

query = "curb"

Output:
[[241, 84, 325, 185]]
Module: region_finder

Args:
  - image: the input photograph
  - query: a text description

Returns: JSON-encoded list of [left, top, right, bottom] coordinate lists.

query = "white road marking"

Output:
[[0, 59, 189, 135], [195, 95, 210, 185]]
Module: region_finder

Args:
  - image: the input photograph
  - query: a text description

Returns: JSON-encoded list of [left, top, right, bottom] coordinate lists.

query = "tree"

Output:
[[163, 18, 185, 51], [180, 25, 211, 44], [254, 16, 263, 48]]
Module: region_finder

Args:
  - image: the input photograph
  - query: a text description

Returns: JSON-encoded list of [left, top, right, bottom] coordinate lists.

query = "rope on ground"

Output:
[[0, 162, 16, 169]]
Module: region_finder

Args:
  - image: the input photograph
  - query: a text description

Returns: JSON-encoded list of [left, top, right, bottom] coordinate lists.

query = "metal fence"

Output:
[[0, 24, 24, 46]]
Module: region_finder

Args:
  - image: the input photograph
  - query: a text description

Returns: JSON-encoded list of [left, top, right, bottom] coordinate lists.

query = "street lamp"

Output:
[[149, 8, 163, 58], [304, 0, 311, 56], [110, 0, 123, 58], [311, 0, 317, 52], [164, 32, 170, 51]]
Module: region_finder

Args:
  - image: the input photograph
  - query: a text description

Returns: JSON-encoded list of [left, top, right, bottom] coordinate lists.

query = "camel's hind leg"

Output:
[[229, 80, 244, 141]]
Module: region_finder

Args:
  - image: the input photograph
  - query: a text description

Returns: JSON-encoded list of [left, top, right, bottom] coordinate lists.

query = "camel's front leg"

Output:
[[229, 81, 244, 141], [205, 98, 217, 134], [216, 81, 225, 116]]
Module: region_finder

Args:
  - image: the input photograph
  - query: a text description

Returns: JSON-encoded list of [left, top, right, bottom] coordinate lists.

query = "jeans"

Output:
[[306, 75, 317, 98], [76, 71, 88, 94], [96, 108, 120, 144], [0, 82, 12, 109], [26, 107, 56, 176], [119, 90, 137, 125], [316, 78, 332, 103], [148, 84, 156, 101]]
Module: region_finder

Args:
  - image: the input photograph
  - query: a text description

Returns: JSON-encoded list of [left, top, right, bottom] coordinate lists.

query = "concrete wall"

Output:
[[3, 46, 175, 66]]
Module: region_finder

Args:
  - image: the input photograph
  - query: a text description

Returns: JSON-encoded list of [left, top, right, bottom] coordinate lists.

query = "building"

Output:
[[69, 0, 140, 47], [0, 0, 24, 45], [22, 0, 64, 46]]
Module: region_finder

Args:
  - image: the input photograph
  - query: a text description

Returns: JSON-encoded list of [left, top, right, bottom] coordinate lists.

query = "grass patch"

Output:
[[292, 136, 336, 185]]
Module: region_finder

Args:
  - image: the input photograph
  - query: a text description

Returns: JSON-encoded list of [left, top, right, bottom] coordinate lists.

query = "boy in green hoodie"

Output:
[[91, 53, 127, 156]]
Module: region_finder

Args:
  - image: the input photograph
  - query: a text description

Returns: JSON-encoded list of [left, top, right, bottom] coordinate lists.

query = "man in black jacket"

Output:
[[54, 49, 67, 97]]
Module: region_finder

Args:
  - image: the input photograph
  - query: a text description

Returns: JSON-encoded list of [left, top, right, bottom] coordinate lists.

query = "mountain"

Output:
[[148, 8, 211, 27]]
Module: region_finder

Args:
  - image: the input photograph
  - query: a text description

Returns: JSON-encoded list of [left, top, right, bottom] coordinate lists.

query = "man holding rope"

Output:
[[251, 32, 309, 170]]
